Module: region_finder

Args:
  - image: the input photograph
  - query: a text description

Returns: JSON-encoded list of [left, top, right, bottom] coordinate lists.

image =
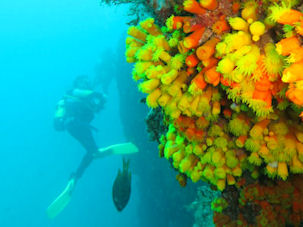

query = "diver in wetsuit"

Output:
[[54, 75, 106, 180], [47, 76, 138, 219]]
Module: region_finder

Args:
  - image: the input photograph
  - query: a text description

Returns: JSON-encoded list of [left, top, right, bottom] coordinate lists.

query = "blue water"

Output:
[[0, 1, 140, 226]]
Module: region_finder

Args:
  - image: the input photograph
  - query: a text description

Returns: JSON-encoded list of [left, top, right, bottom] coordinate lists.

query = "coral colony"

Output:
[[124, 0, 303, 226]]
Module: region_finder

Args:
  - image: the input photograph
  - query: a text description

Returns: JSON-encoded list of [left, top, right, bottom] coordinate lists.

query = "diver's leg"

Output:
[[66, 120, 98, 153], [66, 120, 98, 179], [73, 152, 93, 179]]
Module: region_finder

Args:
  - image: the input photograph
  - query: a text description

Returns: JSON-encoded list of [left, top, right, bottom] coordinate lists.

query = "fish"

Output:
[[112, 158, 131, 212]]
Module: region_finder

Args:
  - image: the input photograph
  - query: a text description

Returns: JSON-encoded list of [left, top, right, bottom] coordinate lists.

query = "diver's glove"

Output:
[[92, 92, 107, 112]]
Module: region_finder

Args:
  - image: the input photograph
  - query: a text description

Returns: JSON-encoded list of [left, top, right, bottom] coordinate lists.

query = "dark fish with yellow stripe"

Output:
[[112, 158, 131, 211]]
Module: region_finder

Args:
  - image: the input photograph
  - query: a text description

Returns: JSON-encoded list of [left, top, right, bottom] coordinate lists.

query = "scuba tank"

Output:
[[54, 99, 66, 131]]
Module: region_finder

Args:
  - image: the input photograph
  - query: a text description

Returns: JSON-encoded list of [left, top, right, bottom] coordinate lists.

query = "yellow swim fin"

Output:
[[95, 142, 139, 159], [46, 178, 76, 219]]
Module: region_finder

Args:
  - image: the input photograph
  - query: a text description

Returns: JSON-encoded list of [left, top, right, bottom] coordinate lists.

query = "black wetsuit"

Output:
[[55, 90, 105, 180]]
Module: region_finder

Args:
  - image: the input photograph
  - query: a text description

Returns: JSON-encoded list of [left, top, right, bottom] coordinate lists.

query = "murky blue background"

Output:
[[0, 1, 140, 226]]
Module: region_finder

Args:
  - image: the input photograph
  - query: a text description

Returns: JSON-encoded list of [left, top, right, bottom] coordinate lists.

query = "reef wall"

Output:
[[124, 0, 303, 226]]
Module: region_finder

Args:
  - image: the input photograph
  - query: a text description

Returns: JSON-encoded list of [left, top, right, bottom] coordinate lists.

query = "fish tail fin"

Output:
[[123, 157, 130, 172]]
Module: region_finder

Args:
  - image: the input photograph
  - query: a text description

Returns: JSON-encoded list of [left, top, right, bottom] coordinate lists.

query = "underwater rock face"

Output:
[[187, 185, 220, 227], [125, 0, 303, 226], [114, 41, 196, 226], [145, 107, 168, 143]]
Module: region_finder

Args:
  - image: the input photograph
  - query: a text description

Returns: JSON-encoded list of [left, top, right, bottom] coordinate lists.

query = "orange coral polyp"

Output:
[[253, 90, 272, 106], [183, 26, 206, 49], [195, 130, 204, 141], [289, 47, 303, 63], [192, 71, 207, 90], [212, 19, 230, 35], [186, 54, 200, 67], [232, 2, 240, 14], [282, 61, 303, 83], [196, 37, 220, 60], [204, 66, 221, 86], [236, 135, 247, 147], [183, 0, 206, 15], [199, 0, 218, 10], [276, 36, 301, 56], [172, 16, 190, 30], [255, 76, 272, 92], [295, 20, 303, 36], [183, 22, 203, 33], [286, 88, 303, 106], [277, 9, 303, 25], [201, 57, 218, 70]]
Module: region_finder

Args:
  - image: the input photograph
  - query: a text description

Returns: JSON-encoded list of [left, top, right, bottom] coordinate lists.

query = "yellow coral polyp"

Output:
[[140, 18, 162, 36], [153, 36, 170, 51], [235, 45, 260, 75], [190, 170, 201, 182], [249, 21, 266, 41], [166, 102, 181, 119], [278, 162, 288, 180], [193, 144, 203, 156], [125, 46, 140, 58], [226, 154, 239, 169], [214, 137, 228, 149], [126, 37, 144, 47], [216, 179, 226, 191], [164, 141, 179, 159], [158, 93, 171, 107], [223, 31, 252, 54], [170, 54, 185, 70], [161, 69, 178, 85], [232, 165, 242, 177], [229, 117, 250, 137], [139, 79, 160, 93], [146, 88, 162, 108], [178, 93, 193, 111], [264, 43, 284, 74], [214, 167, 226, 179], [153, 49, 172, 63], [245, 138, 261, 153], [291, 155, 303, 173], [241, 1, 258, 23], [216, 57, 235, 74], [180, 154, 197, 172], [127, 26, 147, 42], [211, 150, 225, 167], [248, 152, 262, 166], [228, 17, 249, 31], [227, 174, 236, 185], [172, 150, 186, 163], [202, 165, 214, 180], [136, 46, 153, 61], [134, 62, 153, 75]]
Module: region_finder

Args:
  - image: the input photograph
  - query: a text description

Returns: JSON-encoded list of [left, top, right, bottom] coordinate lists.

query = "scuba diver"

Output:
[[47, 75, 138, 219]]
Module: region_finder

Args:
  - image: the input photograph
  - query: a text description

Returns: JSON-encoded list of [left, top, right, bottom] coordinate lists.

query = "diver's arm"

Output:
[[71, 89, 94, 98], [72, 89, 105, 102]]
